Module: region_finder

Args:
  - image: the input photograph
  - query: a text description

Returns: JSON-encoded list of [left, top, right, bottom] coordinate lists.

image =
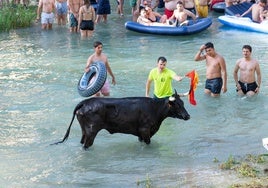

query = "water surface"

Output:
[[1, 8, 268, 187]]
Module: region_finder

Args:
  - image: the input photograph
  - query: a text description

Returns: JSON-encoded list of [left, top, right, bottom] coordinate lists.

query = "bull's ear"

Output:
[[174, 89, 178, 96], [169, 96, 175, 101]]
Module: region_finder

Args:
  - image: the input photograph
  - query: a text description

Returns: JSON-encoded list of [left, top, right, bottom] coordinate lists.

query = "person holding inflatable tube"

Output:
[[85, 41, 116, 96]]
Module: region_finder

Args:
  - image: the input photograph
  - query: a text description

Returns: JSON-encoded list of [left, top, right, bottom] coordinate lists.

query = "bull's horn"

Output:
[[169, 96, 175, 101], [179, 91, 189, 97]]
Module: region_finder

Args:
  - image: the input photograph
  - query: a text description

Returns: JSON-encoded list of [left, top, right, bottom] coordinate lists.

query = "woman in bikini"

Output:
[[78, 0, 96, 37], [145, 6, 167, 23]]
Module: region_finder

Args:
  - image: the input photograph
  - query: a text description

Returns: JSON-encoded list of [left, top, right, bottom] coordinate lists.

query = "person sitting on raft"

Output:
[[145, 5, 168, 24], [167, 1, 197, 26], [137, 7, 174, 26]]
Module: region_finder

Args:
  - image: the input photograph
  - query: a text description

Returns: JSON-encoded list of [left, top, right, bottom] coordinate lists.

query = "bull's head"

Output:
[[168, 90, 190, 120]]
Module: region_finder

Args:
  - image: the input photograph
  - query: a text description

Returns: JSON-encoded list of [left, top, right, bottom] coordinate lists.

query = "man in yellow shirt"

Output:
[[146, 56, 183, 99]]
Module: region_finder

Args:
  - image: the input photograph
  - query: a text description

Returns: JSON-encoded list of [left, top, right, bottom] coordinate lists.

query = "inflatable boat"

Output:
[[210, 0, 224, 10], [125, 17, 212, 36], [218, 15, 268, 34], [218, 2, 268, 33], [225, 2, 253, 18], [212, 2, 225, 13]]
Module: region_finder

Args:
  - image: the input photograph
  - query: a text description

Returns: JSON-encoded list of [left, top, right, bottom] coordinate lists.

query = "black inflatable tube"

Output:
[[77, 61, 107, 97]]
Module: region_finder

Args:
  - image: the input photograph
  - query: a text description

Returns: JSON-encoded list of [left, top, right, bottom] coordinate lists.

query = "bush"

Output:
[[0, 4, 36, 32]]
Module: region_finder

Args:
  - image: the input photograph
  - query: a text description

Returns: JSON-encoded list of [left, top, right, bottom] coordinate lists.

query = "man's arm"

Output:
[[105, 61, 116, 85], [36, 0, 43, 20], [255, 62, 261, 87], [233, 60, 240, 86], [220, 58, 227, 93], [194, 45, 206, 61], [145, 79, 152, 97]]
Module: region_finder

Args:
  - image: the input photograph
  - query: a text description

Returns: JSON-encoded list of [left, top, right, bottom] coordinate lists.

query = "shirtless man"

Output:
[[55, 0, 68, 25], [195, 0, 210, 18], [182, 0, 196, 15], [233, 45, 261, 97], [194, 42, 227, 97], [36, 0, 55, 29], [239, 0, 267, 22], [164, 0, 179, 18], [85, 41, 116, 96], [68, 0, 83, 32], [168, 1, 196, 26]]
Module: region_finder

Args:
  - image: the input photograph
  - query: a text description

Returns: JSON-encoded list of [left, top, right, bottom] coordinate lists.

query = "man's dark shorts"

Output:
[[205, 77, 222, 94], [237, 81, 258, 94], [69, 13, 78, 27]]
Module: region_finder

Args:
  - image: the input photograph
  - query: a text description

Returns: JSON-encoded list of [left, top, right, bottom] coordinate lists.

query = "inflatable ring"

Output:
[[77, 61, 107, 97]]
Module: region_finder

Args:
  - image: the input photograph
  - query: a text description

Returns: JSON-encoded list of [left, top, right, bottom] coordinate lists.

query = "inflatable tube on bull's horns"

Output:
[[77, 61, 107, 97]]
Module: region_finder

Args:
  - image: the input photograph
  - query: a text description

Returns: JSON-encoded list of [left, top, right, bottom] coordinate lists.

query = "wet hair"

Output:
[[205, 42, 214, 49], [93, 41, 103, 48], [139, 6, 145, 12], [260, 0, 267, 4], [84, 0, 90, 5], [242, 45, 252, 52], [158, 56, 167, 63]]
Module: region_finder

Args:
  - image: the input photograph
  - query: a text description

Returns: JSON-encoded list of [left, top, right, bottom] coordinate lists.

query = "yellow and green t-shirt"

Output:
[[148, 68, 176, 98]]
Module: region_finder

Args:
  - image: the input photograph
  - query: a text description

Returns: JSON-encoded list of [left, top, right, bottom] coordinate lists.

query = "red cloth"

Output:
[[185, 70, 199, 105], [164, 8, 174, 19]]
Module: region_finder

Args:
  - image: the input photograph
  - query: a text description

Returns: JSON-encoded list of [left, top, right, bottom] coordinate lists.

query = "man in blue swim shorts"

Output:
[[194, 42, 227, 97], [55, 0, 68, 25], [233, 45, 261, 97], [68, 0, 83, 32]]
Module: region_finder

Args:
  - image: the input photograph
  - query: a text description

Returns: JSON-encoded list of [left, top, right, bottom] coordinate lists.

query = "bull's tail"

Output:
[[50, 103, 83, 145]]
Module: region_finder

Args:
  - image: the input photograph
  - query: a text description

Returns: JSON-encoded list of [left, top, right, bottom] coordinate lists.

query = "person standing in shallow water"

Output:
[[78, 0, 96, 37], [36, 0, 55, 30], [146, 56, 183, 99], [194, 42, 227, 97], [95, 0, 111, 23], [68, 0, 83, 32], [233, 45, 261, 97], [85, 41, 116, 96], [55, 0, 68, 25]]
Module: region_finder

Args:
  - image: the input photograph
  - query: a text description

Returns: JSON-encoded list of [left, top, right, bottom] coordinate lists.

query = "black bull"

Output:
[[52, 91, 190, 149]]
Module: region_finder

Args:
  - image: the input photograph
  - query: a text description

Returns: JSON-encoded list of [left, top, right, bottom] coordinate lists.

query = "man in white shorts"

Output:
[[36, 0, 55, 29]]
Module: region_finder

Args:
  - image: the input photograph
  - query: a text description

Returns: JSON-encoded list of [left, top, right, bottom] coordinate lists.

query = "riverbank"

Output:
[[0, 4, 36, 31]]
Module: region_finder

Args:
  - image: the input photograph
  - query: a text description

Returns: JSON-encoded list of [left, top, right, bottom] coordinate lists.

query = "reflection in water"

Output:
[[1, 9, 268, 187]]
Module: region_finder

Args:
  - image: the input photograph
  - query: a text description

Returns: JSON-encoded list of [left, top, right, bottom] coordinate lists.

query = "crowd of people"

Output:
[[34, 0, 268, 34], [33, 0, 263, 98], [85, 41, 261, 99], [35, 0, 112, 34], [145, 42, 261, 99]]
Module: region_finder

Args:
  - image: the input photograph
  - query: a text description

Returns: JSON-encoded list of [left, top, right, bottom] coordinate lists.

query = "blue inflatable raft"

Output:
[[218, 2, 268, 34], [212, 2, 225, 13], [125, 17, 212, 36], [218, 15, 268, 34]]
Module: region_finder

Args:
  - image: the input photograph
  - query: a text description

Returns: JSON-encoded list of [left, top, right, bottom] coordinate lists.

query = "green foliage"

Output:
[[219, 155, 238, 170], [136, 174, 153, 188], [235, 162, 258, 178], [0, 4, 36, 31]]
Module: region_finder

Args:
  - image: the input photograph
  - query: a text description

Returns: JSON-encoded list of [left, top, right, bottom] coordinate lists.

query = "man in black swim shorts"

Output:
[[194, 42, 228, 97], [234, 45, 261, 97]]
